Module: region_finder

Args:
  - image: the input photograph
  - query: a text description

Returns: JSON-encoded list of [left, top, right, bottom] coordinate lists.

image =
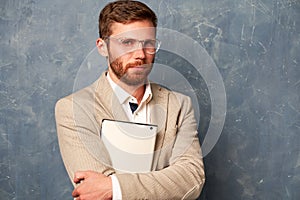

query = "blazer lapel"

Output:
[[94, 72, 129, 123], [149, 84, 169, 170]]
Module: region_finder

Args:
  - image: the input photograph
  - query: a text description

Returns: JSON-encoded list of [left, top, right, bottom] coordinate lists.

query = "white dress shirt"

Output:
[[106, 72, 152, 200]]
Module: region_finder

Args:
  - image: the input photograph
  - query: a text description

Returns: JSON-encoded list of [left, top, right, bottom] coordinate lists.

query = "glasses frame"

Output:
[[105, 37, 161, 55]]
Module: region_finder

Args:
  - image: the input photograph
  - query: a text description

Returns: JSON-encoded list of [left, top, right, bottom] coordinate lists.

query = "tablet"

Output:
[[101, 119, 157, 173]]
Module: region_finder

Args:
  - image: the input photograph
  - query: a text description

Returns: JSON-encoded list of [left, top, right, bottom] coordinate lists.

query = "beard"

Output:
[[109, 57, 153, 86]]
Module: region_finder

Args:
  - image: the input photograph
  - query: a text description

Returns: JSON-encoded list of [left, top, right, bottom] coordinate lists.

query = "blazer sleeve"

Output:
[[115, 94, 205, 199], [55, 96, 115, 185]]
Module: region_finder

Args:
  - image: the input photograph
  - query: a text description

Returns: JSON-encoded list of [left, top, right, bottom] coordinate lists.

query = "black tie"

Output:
[[129, 102, 138, 113]]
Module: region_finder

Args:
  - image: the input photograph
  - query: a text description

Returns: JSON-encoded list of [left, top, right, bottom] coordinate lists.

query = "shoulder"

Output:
[[55, 80, 99, 113]]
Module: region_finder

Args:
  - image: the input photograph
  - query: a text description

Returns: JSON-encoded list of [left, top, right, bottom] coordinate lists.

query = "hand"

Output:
[[72, 170, 112, 200]]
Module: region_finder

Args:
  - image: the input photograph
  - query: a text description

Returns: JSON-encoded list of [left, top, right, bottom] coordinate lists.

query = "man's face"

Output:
[[107, 20, 157, 86]]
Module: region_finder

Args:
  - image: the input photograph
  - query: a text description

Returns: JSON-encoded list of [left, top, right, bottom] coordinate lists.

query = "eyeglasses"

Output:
[[106, 37, 161, 54]]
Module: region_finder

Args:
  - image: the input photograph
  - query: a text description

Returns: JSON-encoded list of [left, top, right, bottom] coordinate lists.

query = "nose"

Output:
[[133, 41, 146, 59]]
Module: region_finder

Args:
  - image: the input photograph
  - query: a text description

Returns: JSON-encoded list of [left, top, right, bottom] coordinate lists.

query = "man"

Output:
[[55, 0, 205, 199]]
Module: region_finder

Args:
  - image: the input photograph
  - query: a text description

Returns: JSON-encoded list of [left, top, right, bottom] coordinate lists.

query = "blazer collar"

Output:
[[95, 72, 169, 124]]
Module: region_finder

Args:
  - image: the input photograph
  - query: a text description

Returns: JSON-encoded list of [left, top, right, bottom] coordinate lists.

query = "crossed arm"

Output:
[[55, 95, 205, 199]]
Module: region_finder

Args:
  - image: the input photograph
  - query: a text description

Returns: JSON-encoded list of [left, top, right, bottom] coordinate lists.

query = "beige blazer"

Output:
[[55, 72, 205, 199]]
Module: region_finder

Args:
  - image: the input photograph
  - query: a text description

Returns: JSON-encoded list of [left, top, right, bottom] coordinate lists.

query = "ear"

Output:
[[96, 38, 108, 57]]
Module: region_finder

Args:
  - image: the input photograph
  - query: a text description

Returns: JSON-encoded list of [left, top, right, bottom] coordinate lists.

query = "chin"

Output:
[[121, 74, 148, 86]]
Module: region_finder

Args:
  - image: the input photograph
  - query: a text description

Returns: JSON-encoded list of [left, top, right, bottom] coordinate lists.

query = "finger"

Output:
[[75, 192, 100, 200], [72, 187, 80, 198], [73, 171, 87, 183]]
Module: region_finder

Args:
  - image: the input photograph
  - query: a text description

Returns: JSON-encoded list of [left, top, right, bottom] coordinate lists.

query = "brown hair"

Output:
[[98, 0, 157, 38]]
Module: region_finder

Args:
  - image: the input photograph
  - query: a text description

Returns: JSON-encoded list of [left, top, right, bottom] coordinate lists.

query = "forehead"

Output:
[[110, 20, 156, 39]]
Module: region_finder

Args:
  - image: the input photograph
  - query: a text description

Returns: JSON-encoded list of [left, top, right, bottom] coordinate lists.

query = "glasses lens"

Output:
[[120, 38, 137, 47], [144, 39, 160, 54]]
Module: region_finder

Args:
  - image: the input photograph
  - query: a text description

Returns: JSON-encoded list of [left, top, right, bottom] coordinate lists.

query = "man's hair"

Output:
[[98, 0, 157, 38]]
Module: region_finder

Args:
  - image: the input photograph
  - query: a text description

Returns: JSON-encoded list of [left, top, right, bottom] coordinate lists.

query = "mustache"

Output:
[[125, 61, 147, 69]]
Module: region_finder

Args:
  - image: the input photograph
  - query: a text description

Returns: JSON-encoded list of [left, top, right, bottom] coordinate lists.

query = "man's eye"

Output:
[[144, 40, 156, 47], [121, 39, 136, 46]]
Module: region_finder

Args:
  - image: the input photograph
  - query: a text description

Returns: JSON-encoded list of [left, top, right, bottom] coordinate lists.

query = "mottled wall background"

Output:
[[0, 0, 299, 199]]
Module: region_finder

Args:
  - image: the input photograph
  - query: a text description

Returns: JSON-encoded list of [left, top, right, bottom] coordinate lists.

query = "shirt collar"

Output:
[[106, 72, 152, 105]]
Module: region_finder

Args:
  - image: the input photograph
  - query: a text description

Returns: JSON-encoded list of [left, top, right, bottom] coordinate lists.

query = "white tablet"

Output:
[[101, 119, 157, 173]]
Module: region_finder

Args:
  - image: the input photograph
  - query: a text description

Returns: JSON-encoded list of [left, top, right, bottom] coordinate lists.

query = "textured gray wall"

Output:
[[1, 0, 299, 199]]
